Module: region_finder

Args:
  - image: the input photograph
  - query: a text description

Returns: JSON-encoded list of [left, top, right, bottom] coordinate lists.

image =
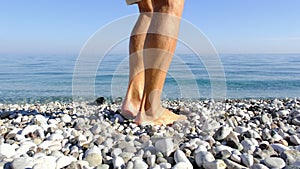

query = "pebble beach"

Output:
[[0, 98, 300, 169]]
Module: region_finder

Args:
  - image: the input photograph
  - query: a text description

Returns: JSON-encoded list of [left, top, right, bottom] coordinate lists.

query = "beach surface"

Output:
[[0, 98, 300, 169]]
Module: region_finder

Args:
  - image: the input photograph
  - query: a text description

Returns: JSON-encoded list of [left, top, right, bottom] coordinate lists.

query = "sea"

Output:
[[0, 53, 299, 103]]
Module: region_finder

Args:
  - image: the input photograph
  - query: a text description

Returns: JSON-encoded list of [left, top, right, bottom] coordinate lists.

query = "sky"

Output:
[[0, 0, 300, 55]]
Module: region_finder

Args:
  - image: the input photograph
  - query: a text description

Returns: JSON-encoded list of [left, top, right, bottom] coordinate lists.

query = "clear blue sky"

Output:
[[1, 0, 300, 55]]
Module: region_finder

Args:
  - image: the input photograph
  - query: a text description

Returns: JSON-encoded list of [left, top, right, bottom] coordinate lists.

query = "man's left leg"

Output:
[[121, 0, 153, 119], [135, 0, 186, 125]]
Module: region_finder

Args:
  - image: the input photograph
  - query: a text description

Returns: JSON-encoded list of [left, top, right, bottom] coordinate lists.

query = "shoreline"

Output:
[[0, 98, 300, 168]]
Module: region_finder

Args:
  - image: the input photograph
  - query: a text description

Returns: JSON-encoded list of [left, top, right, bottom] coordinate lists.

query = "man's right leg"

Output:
[[121, 0, 153, 119]]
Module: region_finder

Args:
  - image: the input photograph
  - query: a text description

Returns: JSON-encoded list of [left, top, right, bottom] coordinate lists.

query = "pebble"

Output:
[[11, 157, 34, 169], [251, 164, 269, 169], [195, 151, 215, 167], [1, 99, 300, 168], [159, 162, 171, 169], [84, 146, 103, 167], [172, 162, 190, 169], [271, 143, 290, 153], [203, 160, 227, 169], [56, 156, 76, 169], [174, 150, 193, 169], [61, 114, 72, 123], [0, 143, 16, 158], [289, 135, 300, 145], [264, 157, 286, 169], [213, 126, 232, 141], [280, 150, 300, 165], [133, 159, 148, 169], [32, 156, 57, 169], [241, 153, 253, 167], [155, 138, 174, 157], [113, 156, 125, 169], [147, 155, 156, 167], [97, 164, 110, 169], [223, 159, 247, 169]]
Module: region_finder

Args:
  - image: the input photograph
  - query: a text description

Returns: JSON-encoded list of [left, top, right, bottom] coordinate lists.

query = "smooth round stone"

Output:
[[119, 152, 134, 163], [90, 124, 102, 135], [203, 160, 227, 169], [61, 114, 72, 123], [96, 164, 110, 169], [113, 114, 124, 123], [11, 157, 34, 169], [289, 135, 300, 145], [111, 148, 123, 158], [155, 138, 174, 157], [147, 155, 156, 167], [280, 150, 300, 165], [223, 159, 247, 169], [172, 162, 190, 169], [264, 157, 286, 169], [33, 156, 57, 169], [159, 162, 171, 169], [133, 159, 148, 169], [174, 150, 193, 169], [113, 156, 125, 169], [241, 153, 253, 167], [213, 126, 232, 141], [260, 113, 270, 124], [66, 161, 90, 169], [0, 143, 16, 158], [271, 143, 290, 153], [85, 153, 103, 167], [250, 164, 269, 169], [47, 133, 64, 141], [195, 151, 215, 167], [35, 114, 48, 124], [241, 139, 256, 153], [234, 126, 250, 134], [56, 156, 76, 169], [292, 116, 300, 125]]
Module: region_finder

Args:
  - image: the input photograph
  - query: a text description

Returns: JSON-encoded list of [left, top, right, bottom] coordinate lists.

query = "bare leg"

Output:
[[135, 0, 186, 125], [121, 0, 153, 119]]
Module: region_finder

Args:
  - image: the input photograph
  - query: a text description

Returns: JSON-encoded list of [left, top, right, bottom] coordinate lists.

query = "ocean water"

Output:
[[0, 53, 299, 103]]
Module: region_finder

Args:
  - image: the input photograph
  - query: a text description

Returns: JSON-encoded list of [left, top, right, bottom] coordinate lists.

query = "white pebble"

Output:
[[0, 143, 16, 158], [155, 138, 174, 157], [113, 156, 125, 169]]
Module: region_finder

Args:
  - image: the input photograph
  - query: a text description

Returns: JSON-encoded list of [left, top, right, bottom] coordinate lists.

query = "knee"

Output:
[[138, 0, 153, 13], [152, 0, 185, 15]]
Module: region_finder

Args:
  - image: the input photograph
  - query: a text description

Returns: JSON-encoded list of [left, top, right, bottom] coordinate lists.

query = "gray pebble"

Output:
[[241, 153, 253, 167], [264, 157, 286, 169], [203, 160, 227, 169], [195, 151, 215, 167], [250, 164, 269, 169], [174, 150, 193, 169], [11, 157, 34, 169], [290, 135, 300, 145], [223, 159, 247, 169], [155, 138, 174, 157], [280, 150, 300, 165], [213, 126, 232, 141], [271, 143, 290, 153]]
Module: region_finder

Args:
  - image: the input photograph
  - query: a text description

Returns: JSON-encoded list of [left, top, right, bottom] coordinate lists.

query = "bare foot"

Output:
[[135, 108, 187, 125], [121, 99, 140, 120], [121, 71, 144, 119]]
